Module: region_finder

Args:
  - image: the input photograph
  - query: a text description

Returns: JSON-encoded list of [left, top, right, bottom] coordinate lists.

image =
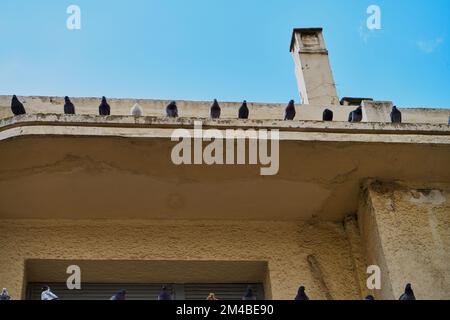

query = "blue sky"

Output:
[[0, 0, 449, 108]]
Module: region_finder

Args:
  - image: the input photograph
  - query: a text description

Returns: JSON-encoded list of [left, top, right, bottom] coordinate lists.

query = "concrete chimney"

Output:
[[290, 28, 339, 105]]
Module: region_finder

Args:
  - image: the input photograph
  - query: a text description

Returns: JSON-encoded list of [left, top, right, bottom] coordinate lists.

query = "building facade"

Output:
[[0, 28, 449, 300]]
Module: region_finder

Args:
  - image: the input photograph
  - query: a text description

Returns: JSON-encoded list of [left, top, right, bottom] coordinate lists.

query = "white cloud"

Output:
[[417, 38, 444, 54]]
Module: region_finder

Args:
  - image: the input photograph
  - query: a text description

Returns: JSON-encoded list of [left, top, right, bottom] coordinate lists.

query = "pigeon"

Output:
[[0, 288, 11, 300], [99, 96, 111, 116], [448, 116, 450, 125], [41, 285, 59, 301], [390, 106, 402, 123], [399, 283, 416, 300], [284, 100, 296, 120], [242, 286, 257, 301], [294, 286, 309, 300], [158, 286, 172, 300], [11, 95, 26, 116], [238, 100, 249, 119], [206, 293, 218, 300], [210, 99, 221, 119], [166, 101, 179, 118], [323, 109, 333, 121], [131, 103, 143, 117], [364, 295, 375, 300], [348, 106, 363, 123], [64, 96, 76, 115], [110, 289, 126, 300]]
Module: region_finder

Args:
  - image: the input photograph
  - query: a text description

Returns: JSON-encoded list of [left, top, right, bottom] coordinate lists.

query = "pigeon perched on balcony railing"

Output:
[[110, 289, 127, 300], [348, 106, 363, 123], [294, 286, 309, 300], [0, 288, 11, 300], [211, 99, 221, 119], [399, 283, 416, 300], [390, 105, 402, 124], [64, 96, 76, 115], [323, 109, 333, 121], [242, 286, 257, 301], [41, 285, 59, 301], [158, 286, 172, 300], [364, 295, 375, 300], [11, 95, 26, 116], [166, 101, 178, 118], [131, 103, 143, 117], [99, 96, 111, 116], [239, 100, 249, 119], [284, 100, 296, 120]]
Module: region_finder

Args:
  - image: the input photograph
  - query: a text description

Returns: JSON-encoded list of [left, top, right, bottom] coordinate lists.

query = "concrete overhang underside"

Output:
[[1, 114, 449, 221]]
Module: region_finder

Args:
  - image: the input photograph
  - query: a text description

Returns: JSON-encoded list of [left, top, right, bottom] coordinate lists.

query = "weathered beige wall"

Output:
[[1, 95, 449, 124], [0, 219, 364, 300], [1, 115, 449, 223], [359, 181, 450, 300]]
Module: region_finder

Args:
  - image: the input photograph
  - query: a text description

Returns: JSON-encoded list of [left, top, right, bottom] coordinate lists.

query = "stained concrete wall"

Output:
[[0, 220, 364, 300], [358, 181, 450, 300], [0, 102, 448, 300], [1, 95, 449, 124], [1, 116, 449, 223]]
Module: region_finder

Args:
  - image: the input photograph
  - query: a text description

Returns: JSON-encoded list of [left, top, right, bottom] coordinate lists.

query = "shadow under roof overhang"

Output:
[[0, 114, 449, 221]]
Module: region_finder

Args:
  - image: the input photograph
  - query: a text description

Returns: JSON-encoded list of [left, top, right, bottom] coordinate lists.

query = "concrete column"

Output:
[[358, 181, 450, 300], [344, 215, 369, 299]]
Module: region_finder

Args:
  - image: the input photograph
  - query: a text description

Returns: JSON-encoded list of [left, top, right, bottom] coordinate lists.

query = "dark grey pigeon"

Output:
[[323, 109, 333, 121], [284, 100, 296, 120], [158, 286, 172, 300], [64, 96, 76, 115], [294, 286, 309, 300], [348, 106, 363, 123], [11, 95, 26, 116], [99, 96, 111, 116], [399, 283, 416, 300], [391, 105, 402, 123], [364, 295, 375, 300], [211, 99, 221, 119], [448, 116, 450, 125], [242, 286, 257, 301], [0, 288, 11, 300], [238, 100, 249, 119], [166, 101, 178, 118], [110, 289, 126, 300]]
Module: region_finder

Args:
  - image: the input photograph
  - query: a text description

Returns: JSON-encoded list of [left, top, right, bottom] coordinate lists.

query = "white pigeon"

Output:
[[0, 288, 11, 300], [131, 103, 144, 117], [41, 286, 59, 300]]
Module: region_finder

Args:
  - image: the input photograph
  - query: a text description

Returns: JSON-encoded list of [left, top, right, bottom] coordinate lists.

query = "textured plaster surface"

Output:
[[0, 220, 363, 300], [359, 181, 450, 300], [1, 95, 449, 124], [0, 115, 449, 222]]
